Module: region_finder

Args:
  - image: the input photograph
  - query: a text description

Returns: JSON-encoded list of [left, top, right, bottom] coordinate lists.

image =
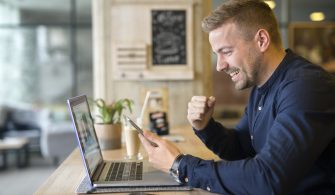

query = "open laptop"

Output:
[[67, 95, 182, 188]]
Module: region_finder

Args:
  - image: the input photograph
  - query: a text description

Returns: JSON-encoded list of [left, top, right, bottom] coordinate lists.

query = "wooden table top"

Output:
[[34, 125, 220, 195]]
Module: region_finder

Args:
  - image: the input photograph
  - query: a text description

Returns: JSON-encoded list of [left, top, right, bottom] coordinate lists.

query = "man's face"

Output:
[[209, 22, 263, 90]]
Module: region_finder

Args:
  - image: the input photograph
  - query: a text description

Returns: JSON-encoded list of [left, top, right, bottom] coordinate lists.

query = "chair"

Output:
[[40, 121, 77, 165]]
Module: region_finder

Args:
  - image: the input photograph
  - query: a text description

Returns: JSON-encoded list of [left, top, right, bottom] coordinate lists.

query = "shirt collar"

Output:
[[256, 49, 295, 94]]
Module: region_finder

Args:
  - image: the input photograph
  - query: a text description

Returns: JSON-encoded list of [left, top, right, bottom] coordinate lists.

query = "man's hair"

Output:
[[202, 0, 282, 47]]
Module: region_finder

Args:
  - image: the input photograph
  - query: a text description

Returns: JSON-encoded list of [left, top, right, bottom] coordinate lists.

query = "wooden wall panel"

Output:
[[93, 0, 211, 126]]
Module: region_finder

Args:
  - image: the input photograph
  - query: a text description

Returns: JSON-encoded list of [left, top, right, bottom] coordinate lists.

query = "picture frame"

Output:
[[140, 87, 169, 127], [289, 22, 335, 72], [147, 6, 194, 80], [110, 1, 195, 80]]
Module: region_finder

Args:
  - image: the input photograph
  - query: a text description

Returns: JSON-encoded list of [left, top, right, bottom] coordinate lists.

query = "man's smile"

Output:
[[226, 69, 240, 82]]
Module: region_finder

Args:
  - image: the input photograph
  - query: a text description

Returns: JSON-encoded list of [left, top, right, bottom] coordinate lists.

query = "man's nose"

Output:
[[216, 59, 228, 72]]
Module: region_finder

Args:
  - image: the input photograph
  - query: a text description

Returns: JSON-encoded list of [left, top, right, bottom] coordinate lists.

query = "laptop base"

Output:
[[76, 176, 192, 194]]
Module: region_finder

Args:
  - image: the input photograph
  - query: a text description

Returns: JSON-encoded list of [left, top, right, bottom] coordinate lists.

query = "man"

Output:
[[139, 0, 335, 194]]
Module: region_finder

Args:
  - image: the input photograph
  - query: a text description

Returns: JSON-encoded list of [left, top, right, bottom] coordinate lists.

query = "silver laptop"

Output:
[[67, 95, 181, 188]]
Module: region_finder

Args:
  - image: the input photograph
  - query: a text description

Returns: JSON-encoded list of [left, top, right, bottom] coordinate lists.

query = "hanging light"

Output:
[[264, 0, 276, 9], [310, 12, 325, 22]]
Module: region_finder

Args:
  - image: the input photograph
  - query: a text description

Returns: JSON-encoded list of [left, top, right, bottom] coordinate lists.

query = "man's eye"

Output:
[[223, 51, 232, 55]]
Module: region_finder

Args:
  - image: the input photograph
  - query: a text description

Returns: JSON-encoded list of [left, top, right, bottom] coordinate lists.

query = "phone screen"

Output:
[[125, 116, 158, 147]]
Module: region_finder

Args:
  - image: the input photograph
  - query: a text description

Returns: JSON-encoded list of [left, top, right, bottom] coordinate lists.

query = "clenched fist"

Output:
[[187, 96, 216, 130]]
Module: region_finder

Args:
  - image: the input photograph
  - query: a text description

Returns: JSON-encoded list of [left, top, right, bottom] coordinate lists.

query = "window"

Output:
[[0, 0, 92, 106]]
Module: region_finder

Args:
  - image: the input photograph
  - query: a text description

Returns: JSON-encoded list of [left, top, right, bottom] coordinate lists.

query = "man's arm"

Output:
[[187, 96, 253, 160], [178, 112, 335, 194], [140, 76, 335, 194], [194, 116, 253, 160], [177, 78, 335, 194]]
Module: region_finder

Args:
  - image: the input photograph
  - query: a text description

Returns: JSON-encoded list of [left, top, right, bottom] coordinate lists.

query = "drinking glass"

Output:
[[123, 118, 143, 160]]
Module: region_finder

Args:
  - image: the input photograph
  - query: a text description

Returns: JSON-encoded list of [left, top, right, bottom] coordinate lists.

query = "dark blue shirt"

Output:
[[178, 49, 335, 194]]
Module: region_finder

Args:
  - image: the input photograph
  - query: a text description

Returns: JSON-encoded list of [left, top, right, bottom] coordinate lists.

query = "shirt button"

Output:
[[206, 186, 211, 191], [258, 106, 262, 111], [251, 135, 254, 140], [185, 177, 189, 183]]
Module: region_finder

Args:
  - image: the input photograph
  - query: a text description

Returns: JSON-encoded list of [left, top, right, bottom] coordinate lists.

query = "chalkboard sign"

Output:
[[152, 10, 187, 65]]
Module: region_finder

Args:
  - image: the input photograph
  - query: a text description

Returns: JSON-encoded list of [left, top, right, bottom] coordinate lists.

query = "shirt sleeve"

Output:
[[194, 113, 254, 160], [178, 77, 335, 194]]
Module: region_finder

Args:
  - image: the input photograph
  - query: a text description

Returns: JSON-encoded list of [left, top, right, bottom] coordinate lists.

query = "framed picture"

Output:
[[147, 6, 194, 80], [140, 87, 169, 127], [289, 22, 335, 72], [111, 2, 195, 80]]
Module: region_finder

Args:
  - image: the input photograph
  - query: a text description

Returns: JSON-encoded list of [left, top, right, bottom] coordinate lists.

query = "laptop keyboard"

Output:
[[106, 162, 143, 181]]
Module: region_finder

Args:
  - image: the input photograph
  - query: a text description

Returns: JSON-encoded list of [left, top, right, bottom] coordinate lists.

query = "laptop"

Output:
[[67, 95, 182, 188]]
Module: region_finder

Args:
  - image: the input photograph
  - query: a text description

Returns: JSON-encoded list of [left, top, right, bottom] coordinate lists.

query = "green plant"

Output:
[[93, 98, 134, 124]]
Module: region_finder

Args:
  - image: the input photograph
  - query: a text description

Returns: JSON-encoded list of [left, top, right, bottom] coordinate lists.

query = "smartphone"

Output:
[[125, 116, 158, 147]]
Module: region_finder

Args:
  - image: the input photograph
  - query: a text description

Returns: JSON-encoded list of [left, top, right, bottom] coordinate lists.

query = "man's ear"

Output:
[[255, 29, 270, 52]]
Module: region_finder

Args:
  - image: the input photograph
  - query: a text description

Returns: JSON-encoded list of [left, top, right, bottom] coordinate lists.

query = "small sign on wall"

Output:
[[151, 10, 187, 66]]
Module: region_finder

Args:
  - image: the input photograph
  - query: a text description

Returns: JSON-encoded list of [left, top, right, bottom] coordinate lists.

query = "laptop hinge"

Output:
[[92, 162, 106, 181]]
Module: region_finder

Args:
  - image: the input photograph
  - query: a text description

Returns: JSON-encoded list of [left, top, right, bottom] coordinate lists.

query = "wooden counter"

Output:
[[35, 125, 220, 194]]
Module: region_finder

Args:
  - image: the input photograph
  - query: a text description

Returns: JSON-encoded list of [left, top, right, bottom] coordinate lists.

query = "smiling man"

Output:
[[139, 0, 335, 194]]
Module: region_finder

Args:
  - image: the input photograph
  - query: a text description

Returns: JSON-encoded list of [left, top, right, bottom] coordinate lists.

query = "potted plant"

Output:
[[92, 98, 133, 150]]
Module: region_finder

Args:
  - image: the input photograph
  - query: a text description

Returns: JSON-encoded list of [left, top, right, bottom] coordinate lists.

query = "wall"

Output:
[[92, 0, 212, 126]]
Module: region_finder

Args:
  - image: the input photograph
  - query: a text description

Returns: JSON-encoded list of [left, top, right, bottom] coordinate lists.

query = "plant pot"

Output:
[[94, 123, 122, 150]]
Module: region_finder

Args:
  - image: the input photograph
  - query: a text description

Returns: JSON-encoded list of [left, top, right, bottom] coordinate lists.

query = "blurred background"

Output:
[[0, 0, 334, 194]]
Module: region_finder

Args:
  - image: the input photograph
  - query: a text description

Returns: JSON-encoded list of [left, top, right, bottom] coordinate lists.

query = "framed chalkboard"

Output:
[[151, 10, 187, 65]]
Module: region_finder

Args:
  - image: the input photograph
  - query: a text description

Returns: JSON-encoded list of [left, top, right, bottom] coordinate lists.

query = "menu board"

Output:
[[151, 10, 187, 65]]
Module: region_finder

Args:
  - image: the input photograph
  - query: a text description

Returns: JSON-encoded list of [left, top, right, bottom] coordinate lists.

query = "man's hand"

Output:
[[187, 96, 216, 130], [139, 131, 181, 173]]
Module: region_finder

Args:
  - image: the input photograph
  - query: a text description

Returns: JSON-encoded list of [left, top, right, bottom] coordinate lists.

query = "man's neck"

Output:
[[257, 46, 286, 87]]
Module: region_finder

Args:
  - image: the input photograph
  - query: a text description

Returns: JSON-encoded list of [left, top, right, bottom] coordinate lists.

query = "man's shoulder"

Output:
[[280, 55, 334, 86], [276, 63, 335, 109]]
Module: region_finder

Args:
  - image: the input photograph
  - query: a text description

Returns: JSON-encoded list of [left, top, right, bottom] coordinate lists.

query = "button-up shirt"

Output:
[[178, 49, 335, 194]]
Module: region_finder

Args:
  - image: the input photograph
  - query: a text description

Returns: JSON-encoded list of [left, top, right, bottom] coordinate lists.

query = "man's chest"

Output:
[[248, 93, 277, 152]]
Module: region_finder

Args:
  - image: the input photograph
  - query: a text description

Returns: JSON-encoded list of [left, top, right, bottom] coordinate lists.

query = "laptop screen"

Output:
[[68, 95, 103, 177]]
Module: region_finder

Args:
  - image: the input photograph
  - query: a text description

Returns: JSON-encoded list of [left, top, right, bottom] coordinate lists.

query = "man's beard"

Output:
[[234, 51, 262, 90]]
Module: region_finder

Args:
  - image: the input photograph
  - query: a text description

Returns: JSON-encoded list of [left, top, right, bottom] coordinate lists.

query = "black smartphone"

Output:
[[125, 116, 158, 147]]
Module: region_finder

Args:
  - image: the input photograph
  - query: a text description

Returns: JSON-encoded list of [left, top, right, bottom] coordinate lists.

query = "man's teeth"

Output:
[[230, 70, 239, 77]]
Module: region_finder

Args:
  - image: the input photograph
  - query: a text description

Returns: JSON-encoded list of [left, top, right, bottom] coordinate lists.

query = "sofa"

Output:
[[0, 104, 77, 165], [0, 104, 44, 152], [40, 121, 77, 165]]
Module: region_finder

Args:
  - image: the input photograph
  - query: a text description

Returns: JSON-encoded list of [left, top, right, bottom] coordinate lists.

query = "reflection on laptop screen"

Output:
[[72, 100, 102, 176]]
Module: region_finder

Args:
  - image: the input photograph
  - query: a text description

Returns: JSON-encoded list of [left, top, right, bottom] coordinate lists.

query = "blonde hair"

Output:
[[202, 0, 282, 47]]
